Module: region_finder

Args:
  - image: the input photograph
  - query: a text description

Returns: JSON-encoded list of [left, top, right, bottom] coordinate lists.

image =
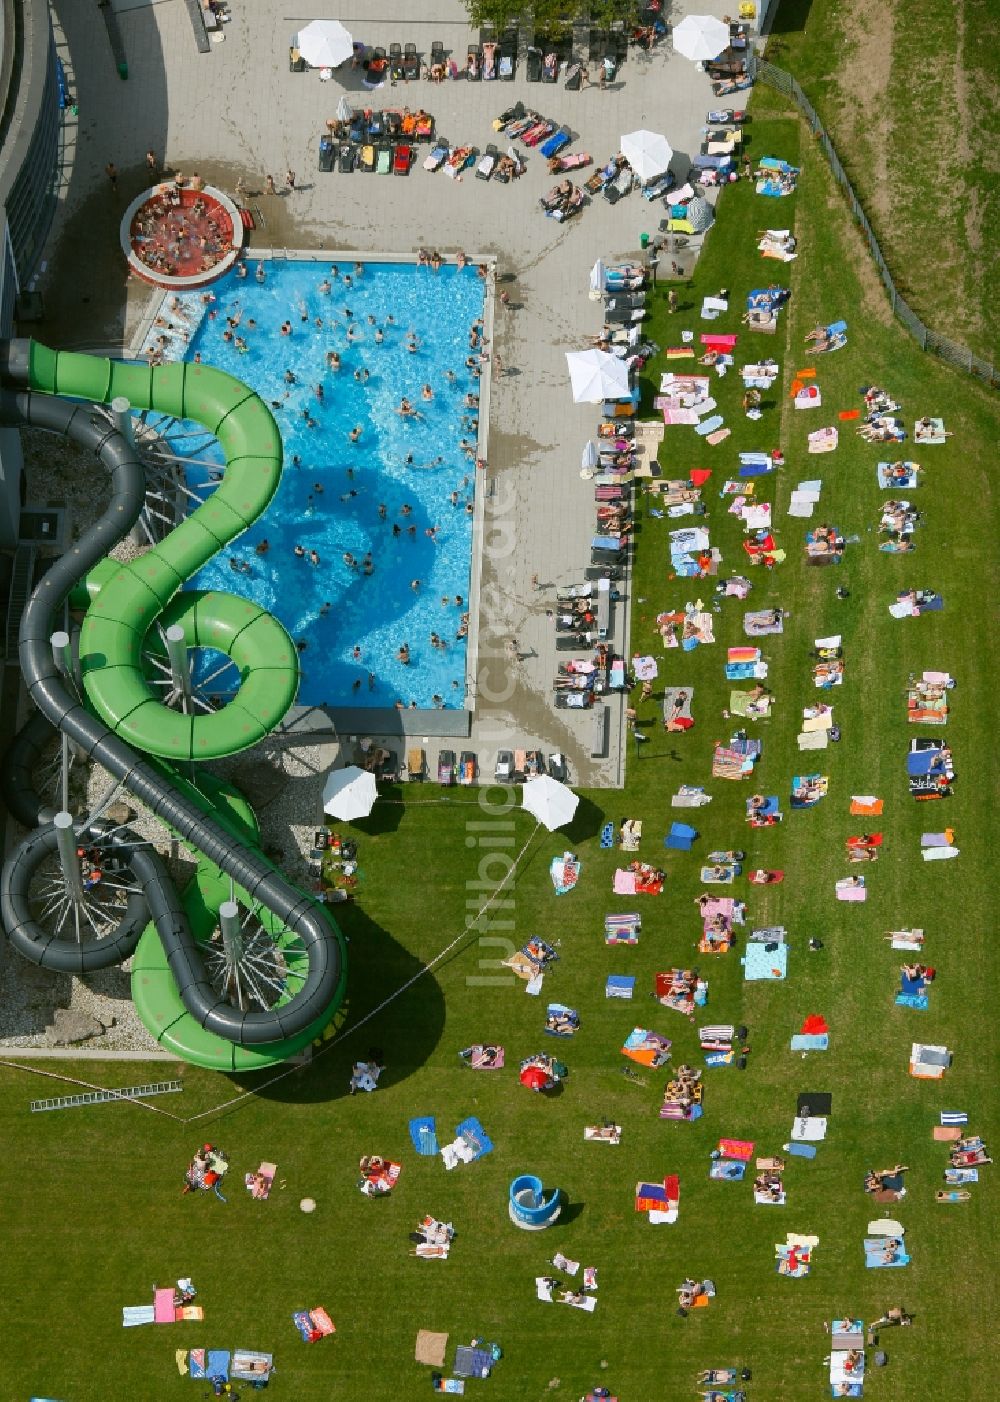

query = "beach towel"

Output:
[[550, 853, 580, 894], [585, 1124, 622, 1143], [922, 845, 959, 861], [122, 1306, 156, 1327], [791, 1032, 829, 1051], [622, 1027, 671, 1064], [791, 1115, 827, 1141], [613, 869, 637, 895], [232, 1351, 274, 1382], [836, 879, 867, 901], [409, 1117, 439, 1155], [941, 1110, 968, 1126], [207, 1349, 231, 1378], [454, 1117, 493, 1161], [865, 1239, 910, 1268], [710, 1159, 746, 1180], [465, 1045, 504, 1069], [433, 1380, 465, 1394], [850, 796, 883, 815], [606, 975, 636, 999], [696, 415, 725, 436]]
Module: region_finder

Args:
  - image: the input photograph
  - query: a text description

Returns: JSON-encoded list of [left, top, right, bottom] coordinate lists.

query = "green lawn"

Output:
[[2, 107, 998, 1401], [765, 0, 1000, 365]]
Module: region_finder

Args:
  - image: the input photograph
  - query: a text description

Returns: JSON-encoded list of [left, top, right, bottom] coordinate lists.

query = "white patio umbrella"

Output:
[[566, 349, 630, 404], [672, 14, 730, 61], [322, 765, 377, 820], [522, 776, 579, 832], [620, 129, 673, 184], [335, 94, 354, 123], [297, 19, 354, 69]]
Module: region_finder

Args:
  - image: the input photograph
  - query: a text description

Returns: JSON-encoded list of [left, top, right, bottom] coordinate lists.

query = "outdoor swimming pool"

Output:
[[157, 259, 485, 708]]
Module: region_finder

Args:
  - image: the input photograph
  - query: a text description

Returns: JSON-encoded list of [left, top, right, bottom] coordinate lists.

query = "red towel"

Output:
[[689, 468, 713, 486], [700, 333, 737, 348], [800, 1014, 828, 1034], [838, 409, 860, 421]]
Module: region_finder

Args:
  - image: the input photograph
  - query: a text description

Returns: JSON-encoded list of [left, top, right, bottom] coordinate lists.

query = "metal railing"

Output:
[[750, 55, 998, 391]]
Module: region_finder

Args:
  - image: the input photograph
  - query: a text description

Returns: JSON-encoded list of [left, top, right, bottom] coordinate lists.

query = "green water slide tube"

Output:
[[18, 341, 347, 1070]]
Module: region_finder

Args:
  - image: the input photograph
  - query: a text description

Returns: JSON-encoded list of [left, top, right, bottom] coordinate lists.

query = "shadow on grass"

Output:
[[349, 793, 405, 836], [553, 1199, 585, 1227], [235, 898, 448, 1107], [562, 794, 606, 843]]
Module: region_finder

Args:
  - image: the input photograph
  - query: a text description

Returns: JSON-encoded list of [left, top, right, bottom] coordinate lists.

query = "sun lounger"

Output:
[[393, 143, 412, 174], [476, 143, 499, 179], [540, 125, 572, 158], [406, 748, 426, 781]]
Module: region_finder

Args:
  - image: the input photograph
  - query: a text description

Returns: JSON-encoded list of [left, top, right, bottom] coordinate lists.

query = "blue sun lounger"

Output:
[[539, 125, 571, 158]]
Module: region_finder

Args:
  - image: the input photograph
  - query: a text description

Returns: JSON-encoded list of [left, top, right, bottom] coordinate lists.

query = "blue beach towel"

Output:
[[600, 821, 615, 848], [207, 1350, 231, 1380], [785, 1142, 817, 1158], [865, 1242, 910, 1268], [710, 1159, 747, 1180], [455, 1116, 494, 1161], [790, 1033, 828, 1052], [409, 1116, 439, 1154]]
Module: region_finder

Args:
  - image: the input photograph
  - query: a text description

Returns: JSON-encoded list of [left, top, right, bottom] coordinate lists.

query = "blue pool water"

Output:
[[160, 260, 485, 708]]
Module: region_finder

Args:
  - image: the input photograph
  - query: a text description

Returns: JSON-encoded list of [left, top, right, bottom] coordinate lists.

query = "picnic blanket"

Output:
[[913, 416, 947, 444], [416, 1330, 450, 1366], [836, 877, 867, 901], [550, 853, 580, 894], [662, 687, 695, 729], [744, 609, 783, 636], [622, 1027, 671, 1066], [742, 942, 787, 981], [730, 688, 773, 720], [605, 912, 640, 944]]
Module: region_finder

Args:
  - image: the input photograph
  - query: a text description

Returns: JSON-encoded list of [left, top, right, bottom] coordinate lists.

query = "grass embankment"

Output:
[[766, 0, 1000, 365], [1, 111, 997, 1401]]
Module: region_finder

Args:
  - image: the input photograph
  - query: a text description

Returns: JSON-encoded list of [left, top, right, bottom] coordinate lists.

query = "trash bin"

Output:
[[117, 61, 128, 80], [639, 232, 649, 248]]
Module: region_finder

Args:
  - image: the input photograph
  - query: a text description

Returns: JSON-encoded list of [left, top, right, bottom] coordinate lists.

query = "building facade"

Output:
[[0, 0, 63, 547]]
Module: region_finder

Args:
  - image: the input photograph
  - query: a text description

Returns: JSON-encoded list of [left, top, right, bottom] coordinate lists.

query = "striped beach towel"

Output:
[[940, 1111, 968, 1126]]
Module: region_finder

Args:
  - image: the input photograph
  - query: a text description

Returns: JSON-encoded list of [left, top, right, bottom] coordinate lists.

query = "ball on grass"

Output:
[[300, 1197, 317, 1214]]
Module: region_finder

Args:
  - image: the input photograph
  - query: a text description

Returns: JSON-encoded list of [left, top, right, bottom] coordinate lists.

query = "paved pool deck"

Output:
[[40, 0, 735, 787]]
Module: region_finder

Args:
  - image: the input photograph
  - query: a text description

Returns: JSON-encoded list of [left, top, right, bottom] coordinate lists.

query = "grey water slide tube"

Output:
[[0, 354, 343, 1044]]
